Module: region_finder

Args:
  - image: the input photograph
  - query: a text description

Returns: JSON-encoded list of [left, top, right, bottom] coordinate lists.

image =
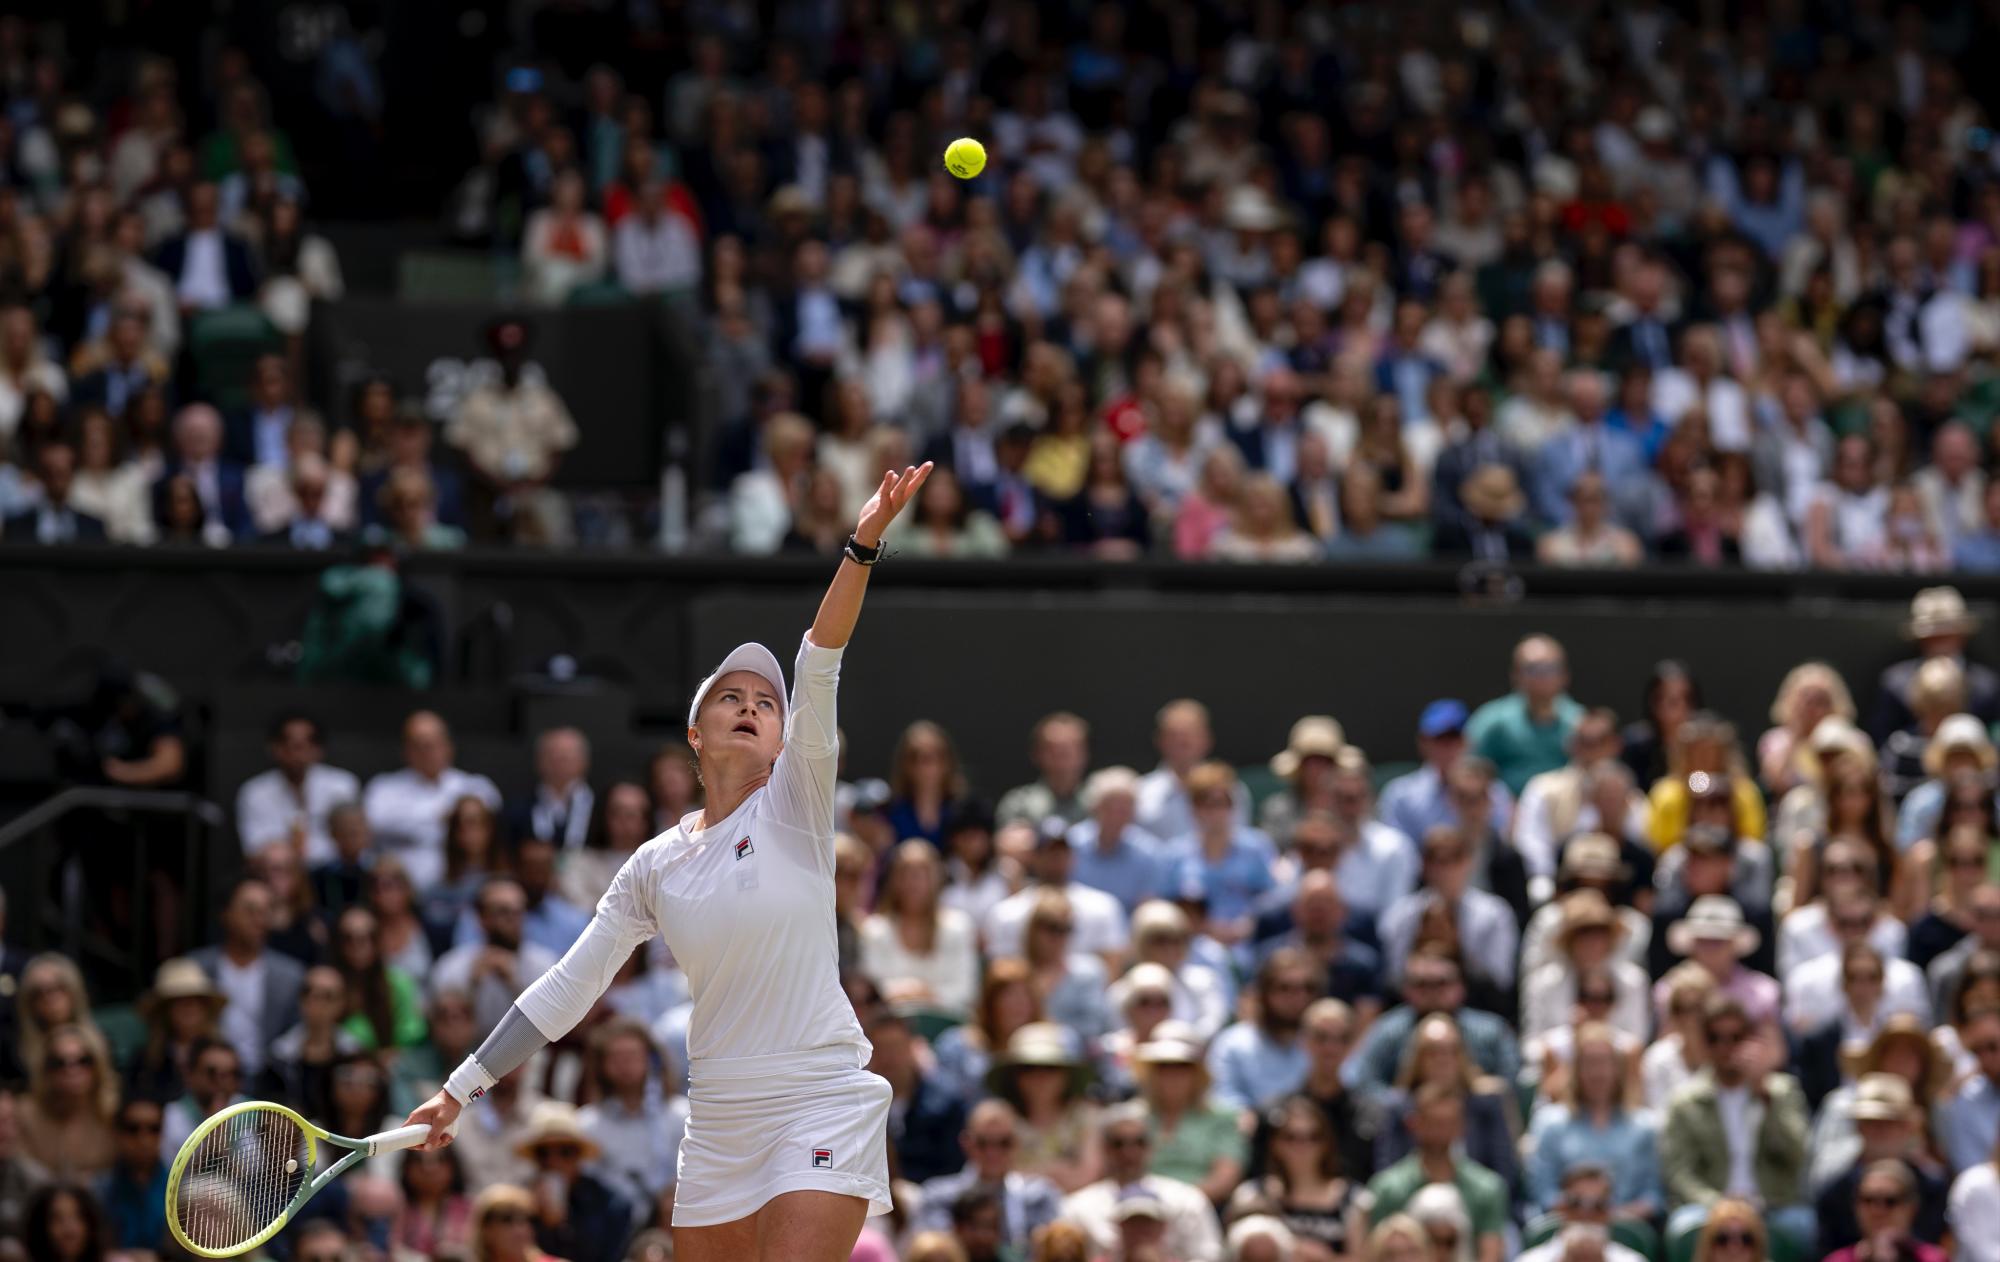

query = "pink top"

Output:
[[1652, 964, 1781, 1029], [851, 1227, 898, 1262]]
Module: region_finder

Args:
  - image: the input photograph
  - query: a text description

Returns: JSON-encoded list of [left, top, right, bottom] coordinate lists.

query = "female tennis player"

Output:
[[404, 462, 933, 1262]]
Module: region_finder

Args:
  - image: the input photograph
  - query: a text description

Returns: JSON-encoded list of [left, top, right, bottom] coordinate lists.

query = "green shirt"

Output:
[[339, 967, 428, 1051], [1465, 692, 1583, 795], [1147, 1104, 1248, 1187], [1367, 1155, 1508, 1242]]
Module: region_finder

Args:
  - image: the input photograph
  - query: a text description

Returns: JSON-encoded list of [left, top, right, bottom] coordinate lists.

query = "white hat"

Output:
[[1666, 895, 1760, 957], [687, 643, 789, 729], [1925, 713, 1997, 776]]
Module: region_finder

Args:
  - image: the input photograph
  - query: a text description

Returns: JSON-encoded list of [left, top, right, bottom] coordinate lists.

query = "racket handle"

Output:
[[369, 1124, 435, 1155]]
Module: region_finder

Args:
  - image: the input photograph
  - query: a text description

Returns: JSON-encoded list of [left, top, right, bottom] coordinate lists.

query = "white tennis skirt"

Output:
[[673, 1044, 894, 1227]]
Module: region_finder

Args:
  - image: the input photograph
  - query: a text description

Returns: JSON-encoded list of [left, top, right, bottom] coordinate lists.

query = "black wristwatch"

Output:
[[843, 534, 883, 566]]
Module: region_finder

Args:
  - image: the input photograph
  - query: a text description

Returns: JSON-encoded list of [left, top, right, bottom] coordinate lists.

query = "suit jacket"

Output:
[[189, 946, 306, 1055], [1661, 1070, 1809, 1211], [3, 508, 108, 543], [1605, 316, 1683, 374], [502, 784, 599, 849], [1431, 432, 1530, 524], [151, 233, 259, 304], [1434, 515, 1535, 561], [358, 464, 466, 529], [1531, 424, 1649, 524], [1871, 656, 2000, 744], [158, 460, 253, 539], [920, 428, 1002, 516]]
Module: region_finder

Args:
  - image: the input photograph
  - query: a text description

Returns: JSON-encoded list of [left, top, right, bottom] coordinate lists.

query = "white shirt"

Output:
[[1949, 1160, 2000, 1262], [577, 1088, 690, 1206], [362, 766, 502, 889], [530, 782, 596, 849], [614, 212, 702, 295], [1714, 1083, 1763, 1197], [215, 954, 267, 1076], [1333, 821, 1421, 919], [983, 882, 1129, 961], [1062, 1175, 1223, 1262], [1520, 901, 1651, 980], [176, 228, 231, 310], [1642, 1034, 1700, 1112], [1378, 887, 1519, 988], [1781, 953, 1930, 1034], [235, 764, 362, 864], [1653, 370, 1751, 451], [1519, 957, 1652, 1043], [513, 637, 867, 1068], [858, 908, 980, 1014], [1775, 905, 1906, 980], [1518, 1241, 1648, 1262]]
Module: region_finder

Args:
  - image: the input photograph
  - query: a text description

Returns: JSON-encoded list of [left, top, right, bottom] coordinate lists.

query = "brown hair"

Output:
[[888, 720, 968, 801], [1185, 761, 1239, 802], [876, 840, 946, 953], [972, 959, 1042, 1051]]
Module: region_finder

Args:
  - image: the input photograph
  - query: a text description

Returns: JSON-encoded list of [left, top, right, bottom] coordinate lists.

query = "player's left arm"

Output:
[[768, 464, 933, 842]]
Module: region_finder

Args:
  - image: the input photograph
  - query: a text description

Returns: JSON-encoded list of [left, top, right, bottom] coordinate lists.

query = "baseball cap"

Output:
[[1419, 700, 1470, 738], [687, 643, 789, 729], [1036, 817, 1074, 850], [1112, 1187, 1168, 1222]]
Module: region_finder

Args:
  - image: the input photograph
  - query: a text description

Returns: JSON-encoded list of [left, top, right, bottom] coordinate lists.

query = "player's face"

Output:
[[693, 671, 783, 765]]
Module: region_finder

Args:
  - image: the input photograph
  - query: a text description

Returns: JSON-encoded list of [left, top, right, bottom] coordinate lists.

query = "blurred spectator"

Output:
[[886, 720, 977, 850], [432, 877, 560, 1039], [1130, 1023, 1244, 1205], [913, 1099, 1062, 1247], [1137, 701, 1247, 845], [1468, 637, 1583, 796], [334, 905, 427, 1051], [93, 1096, 164, 1254], [223, 353, 296, 469], [258, 964, 361, 1113], [160, 403, 250, 540], [1364, 1085, 1507, 1262], [1815, 1074, 1947, 1253], [19, 1182, 111, 1262], [1823, 1159, 1948, 1262], [362, 710, 501, 889], [1524, 1022, 1661, 1221], [1063, 1103, 1222, 1262], [512, 1100, 631, 1262], [2, 438, 105, 543], [469, 1182, 548, 1262], [1206, 951, 1317, 1114], [1659, 996, 1811, 1246], [447, 317, 579, 545], [190, 877, 304, 1078], [234, 712, 358, 864], [125, 957, 223, 1104], [158, 1037, 243, 1167], [1872, 589, 2000, 742], [67, 406, 155, 544], [1378, 825, 1518, 998], [1348, 949, 1521, 1093], [574, 1019, 685, 1218], [152, 181, 257, 313], [396, 1145, 474, 1258], [865, 1003, 967, 1185], [0, 1086, 48, 1237], [1165, 763, 1278, 946], [862, 841, 979, 1017], [611, 178, 700, 296], [997, 713, 1091, 832], [1537, 473, 1643, 568], [1379, 701, 1510, 850], [507, 726, 595, 850], [522, 170, 607, 306]]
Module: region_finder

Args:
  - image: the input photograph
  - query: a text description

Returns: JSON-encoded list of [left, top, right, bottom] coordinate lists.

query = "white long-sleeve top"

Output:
[[859, 908, 980, 1015], [515, 636, 868, 1067]]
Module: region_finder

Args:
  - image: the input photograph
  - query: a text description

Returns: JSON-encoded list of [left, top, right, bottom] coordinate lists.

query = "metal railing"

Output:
[[0, 788, 227, 992]]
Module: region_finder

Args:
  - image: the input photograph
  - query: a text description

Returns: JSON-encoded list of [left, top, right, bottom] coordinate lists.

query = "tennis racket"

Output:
[[165, 1101, 437, 1258]]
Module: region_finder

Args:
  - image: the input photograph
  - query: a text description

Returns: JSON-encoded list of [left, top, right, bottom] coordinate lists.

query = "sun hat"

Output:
[[1924, 713, 1998, 777], [986, 1022, 1092, 1097], [687, 643, 789, 729], [1270, 716, 1346, 779], [511, 1100, 602, 1161], [140, 958, 227, 1018], [1665, 895, 1759, 957], [1559, 834, 1629, 882], [1554, 890, 1626, 950], [1848, 1073, 1916, 1123], [1907, 587, 1978, 639]]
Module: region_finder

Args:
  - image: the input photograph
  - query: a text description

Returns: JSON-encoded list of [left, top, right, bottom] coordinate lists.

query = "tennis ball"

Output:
[[944, 137, 986, 179], [285, 1159, 299, 1174]]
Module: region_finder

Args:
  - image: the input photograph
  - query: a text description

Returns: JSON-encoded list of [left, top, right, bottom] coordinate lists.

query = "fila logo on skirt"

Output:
[[734, 837, 754, 860], [811, 1149, 834, 1169]]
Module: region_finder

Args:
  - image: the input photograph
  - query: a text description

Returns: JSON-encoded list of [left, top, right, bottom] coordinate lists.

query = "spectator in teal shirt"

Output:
[[1466, 634, 1585, 795], [96, 1097, 168, 1253]]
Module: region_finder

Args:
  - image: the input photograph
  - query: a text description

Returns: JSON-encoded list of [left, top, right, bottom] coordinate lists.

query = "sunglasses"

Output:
[[485, 1211, 529, 1226], [1706, 1027, 1749, 1046], [1578, 991, 1615, 1006], [1106, 1135, 1151, 1150], [1425, 849, 1468, 864], [1710, 1231, 1759, 1250], [120, 1118, 163, 1134], [46, 1054, 91, 1071], [1847, 970, 1884, 985], [971, 1135, 1016, 1150], [1824, 861, 1870, 877], [538, 1144, 584, 1160], [1562, 1197, 1609, 1214], [1275, 1129, 1322, 1144], [1036, 921, 1075, 934], [1950, 855, 1988, 869], [1859, 1192, 1909, 1209]]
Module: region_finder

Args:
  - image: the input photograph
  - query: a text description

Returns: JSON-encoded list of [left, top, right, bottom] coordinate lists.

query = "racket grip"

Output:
[[369, 1124, 436, 1155]]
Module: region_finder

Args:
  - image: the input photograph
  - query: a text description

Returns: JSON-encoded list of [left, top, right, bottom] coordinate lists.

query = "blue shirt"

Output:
[[98, 1163, 169, 1251], [1376, 765, 1511, 845], [1942, 1074, 2000, 1174], [453, 894, 592, 957], [1206, 1021, 1309, 1112], [1068, 820, 1166, 911], [1164, 829, 1279, 923], [1955, 532, 2000, 574], [1524, 1106, 1662, 1213]]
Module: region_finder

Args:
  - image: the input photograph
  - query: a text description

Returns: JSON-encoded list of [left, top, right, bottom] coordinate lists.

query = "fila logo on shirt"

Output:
[[734, 837, 754, 860], [811, 1149, 834, 1169]]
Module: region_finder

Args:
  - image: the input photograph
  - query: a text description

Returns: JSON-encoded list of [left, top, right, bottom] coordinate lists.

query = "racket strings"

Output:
[[174, 1108, 313, 1252]]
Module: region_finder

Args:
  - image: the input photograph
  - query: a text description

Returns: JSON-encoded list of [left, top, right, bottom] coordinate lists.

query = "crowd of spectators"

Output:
[[13, 586, 2000, 1262]]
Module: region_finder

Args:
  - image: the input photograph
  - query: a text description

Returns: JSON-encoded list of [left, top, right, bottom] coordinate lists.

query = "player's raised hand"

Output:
[[856, 462, 933, 548]]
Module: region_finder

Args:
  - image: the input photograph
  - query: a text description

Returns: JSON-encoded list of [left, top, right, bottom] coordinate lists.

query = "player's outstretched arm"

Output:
[[807, 462, 930, 650]]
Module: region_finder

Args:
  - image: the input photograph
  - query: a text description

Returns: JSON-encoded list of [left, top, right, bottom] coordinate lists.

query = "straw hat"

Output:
[[1907, 587, 1978, 640], [1554, 890, 1626, 951], [1270, 716, 1346, 779], [1840, 1014, 1952, 1090], [141, 958, 226, 1018], [1558, 834, 1628, 883], [1807, 717, 1876, 765], [1460, 465, 1525, 521], [1847, 1073, 1916, 1123], [1665, 895, 1759, 957], [1130, 1020, 1210, 1097], [1924, 713, 1998, 777], [986, 1022, 1092, 1097], [511, 1100, 603, 1161]]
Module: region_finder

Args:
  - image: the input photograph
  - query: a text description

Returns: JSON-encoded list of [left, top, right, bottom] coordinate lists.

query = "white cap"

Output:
[[687, 643, 789, 729]]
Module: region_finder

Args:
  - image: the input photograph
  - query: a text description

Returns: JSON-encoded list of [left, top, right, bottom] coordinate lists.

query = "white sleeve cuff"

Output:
[[444, 1056, 496, 1105]]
